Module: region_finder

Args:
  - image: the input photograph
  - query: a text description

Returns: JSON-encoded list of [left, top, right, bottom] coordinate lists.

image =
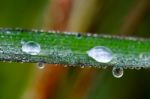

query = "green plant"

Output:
[[1, 28, 149, 69]]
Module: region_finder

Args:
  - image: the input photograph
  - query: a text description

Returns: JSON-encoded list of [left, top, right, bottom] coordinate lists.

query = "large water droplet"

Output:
[[22, 41, 41, 55], [37, 61, 45, 69], [87, 46, 113, 63], [112, 67, 123, 78]]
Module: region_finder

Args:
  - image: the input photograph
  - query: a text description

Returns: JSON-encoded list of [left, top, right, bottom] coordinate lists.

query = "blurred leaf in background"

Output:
[[0, 0, 150, 99], [0, 0, 48, 99]]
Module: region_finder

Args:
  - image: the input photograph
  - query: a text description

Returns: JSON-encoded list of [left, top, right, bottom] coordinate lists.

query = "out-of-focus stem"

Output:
[[119, 0, 150, 35], [66, 0, 103, 32]]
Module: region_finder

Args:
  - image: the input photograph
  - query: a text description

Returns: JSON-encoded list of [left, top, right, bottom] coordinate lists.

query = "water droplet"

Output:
[[102, 66, 107, 69], [21, 39, 26, 44], [139, 53, 144, 59], [6, 31, 11, 34], [124, 66, 128, 69], [135, 67, 141, 70], [93, 34, 98, 37], [64, 65, 68, 67], [87, 33, 92, 36], [143, 66, 149, 69], [0, 47, 3, 53], [81, 66, 85, 68], [22, 41, 41, 55], [112, 67, 124, 78], [8, 61, 12, 63], [1, 35, 4, 38], [37, 61, 45, 69], [76, 33, 81, 38], [129, 67, 134, 69], [87, 46, 113, 63]]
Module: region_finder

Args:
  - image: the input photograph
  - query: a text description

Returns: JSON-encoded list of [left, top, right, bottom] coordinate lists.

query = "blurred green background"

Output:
[[0, 0, 150, 99]]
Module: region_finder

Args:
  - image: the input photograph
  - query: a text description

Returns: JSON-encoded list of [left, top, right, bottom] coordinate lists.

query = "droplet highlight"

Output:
[[22, 41, 41, 55], [112, 67, 123, 78], [87, 46, 113, 63]]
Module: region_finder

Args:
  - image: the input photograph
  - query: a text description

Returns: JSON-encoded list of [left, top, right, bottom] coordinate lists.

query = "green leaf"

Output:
[[0, 28, 149, 69]]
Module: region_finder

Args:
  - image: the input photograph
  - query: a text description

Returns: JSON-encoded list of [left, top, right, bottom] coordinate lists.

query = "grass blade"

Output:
[[0, 28, 150, 69]]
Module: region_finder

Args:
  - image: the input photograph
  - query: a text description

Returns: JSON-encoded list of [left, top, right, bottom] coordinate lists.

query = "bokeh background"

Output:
[[0, 0, 150, 99]]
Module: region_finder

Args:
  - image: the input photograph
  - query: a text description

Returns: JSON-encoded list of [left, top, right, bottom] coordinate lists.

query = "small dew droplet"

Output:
[[139, 53, 144, 59], [112, 67, 123, 78], [37, 62, 45, 69], [64, 65, 68, 67], [21, 39, 26, 45], [22, 41, 41, 55], [81, 66, 85, 68], [87, 46, 113, 63], [88, 66, 92, 68], [102, 66, 107, 69], [76, 33, 82, 39], [135, 67, 141, 70], [6, 31, 11, 34]]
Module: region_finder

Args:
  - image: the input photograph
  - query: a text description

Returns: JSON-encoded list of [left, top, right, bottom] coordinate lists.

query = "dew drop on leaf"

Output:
[[112, 67, 123, 78], [87, 46, 113, 63], [135, 67, 141, 70], [6, 31, 11, 34], [22, 41, 41, 55]]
